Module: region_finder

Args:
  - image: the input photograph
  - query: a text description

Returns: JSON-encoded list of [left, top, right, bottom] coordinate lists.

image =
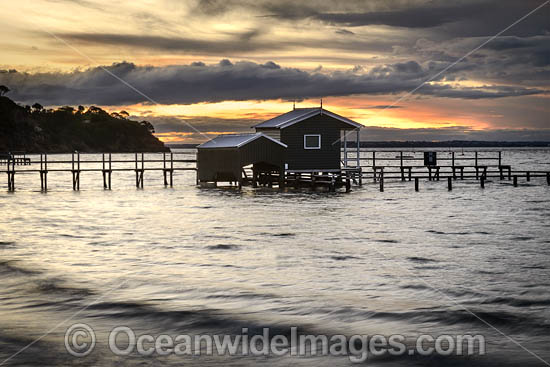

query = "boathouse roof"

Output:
[[253, 107, 362, 130], [197, 133, 288, 149]]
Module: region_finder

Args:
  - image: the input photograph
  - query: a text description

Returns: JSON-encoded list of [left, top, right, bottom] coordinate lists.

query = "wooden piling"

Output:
[[415, 177, 419, 192], [71, 152, 81, 190], [526, 171, 530, 182], [480, 176, 485, 189], [170, 152, 174, 187], [379, 177, 384, 192], [513, 175, 518, 187], [7, 158, 15, 192], [448, 177, 452, 191], [547, 172, 550, 186]]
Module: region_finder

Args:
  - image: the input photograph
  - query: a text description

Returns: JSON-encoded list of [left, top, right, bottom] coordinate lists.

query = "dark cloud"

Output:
[[53, 30, 395, 55], [313, 2, 493, 28], [57, 32, 268, 54], [335, 29, 355, 35], [1, 60, 545, 106]]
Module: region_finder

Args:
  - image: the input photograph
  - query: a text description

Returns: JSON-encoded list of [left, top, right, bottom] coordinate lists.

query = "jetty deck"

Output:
[[1, 149, 549, 192]]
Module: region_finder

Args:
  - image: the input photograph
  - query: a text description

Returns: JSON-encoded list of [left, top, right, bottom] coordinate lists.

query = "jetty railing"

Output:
[[340, 148, 549, 191], [2, 149, 549, 192], [342, 149, 524, 180], [2, 152, 196, 192]]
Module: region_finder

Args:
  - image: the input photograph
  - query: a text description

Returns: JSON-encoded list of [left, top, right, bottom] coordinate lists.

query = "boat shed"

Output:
[[197, 133, 287, 187], [253, 107, 362, 172]]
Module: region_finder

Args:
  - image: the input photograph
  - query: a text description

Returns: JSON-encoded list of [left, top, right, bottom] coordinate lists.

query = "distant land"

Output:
[[168, 141, 550, 149], [0, 95, 168, 153]]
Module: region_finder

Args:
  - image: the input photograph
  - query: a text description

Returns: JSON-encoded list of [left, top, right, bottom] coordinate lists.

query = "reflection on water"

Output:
[[0, 148, 549, 366]]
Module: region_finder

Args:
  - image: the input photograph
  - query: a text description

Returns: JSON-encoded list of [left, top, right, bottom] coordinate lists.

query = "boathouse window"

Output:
[[304, 134, 321, 149]]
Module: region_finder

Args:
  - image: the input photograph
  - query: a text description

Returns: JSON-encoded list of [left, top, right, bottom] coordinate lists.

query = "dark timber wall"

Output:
[[280, 114, 353, 170], [197, 136, 286, 182]]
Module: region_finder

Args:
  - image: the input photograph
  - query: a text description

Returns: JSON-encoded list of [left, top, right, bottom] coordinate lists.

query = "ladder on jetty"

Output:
[[1, 150, 549, 192]]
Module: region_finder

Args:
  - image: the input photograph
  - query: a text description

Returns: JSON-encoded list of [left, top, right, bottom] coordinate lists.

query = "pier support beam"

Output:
[[72, 170, 80, 190], [448, 177, 452, 191], [40, 153, 48, 191], [415, 177, 419, 192], [513, 176, 518, 187], [135, 153, 144, 188], [7, 171, 15, 192], [71, 152, 81, 190]]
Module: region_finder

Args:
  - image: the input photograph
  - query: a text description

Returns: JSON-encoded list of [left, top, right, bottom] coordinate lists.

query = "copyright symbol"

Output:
[[64, 323, 96, 357]]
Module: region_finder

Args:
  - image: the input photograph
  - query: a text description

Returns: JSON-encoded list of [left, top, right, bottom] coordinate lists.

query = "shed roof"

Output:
[[197, 133, 288, 149], [253, 107, 362, 129]]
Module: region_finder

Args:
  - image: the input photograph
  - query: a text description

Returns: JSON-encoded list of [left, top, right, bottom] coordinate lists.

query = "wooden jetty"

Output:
[[1, 149, 549, 192], [3, 152, 196, 192]]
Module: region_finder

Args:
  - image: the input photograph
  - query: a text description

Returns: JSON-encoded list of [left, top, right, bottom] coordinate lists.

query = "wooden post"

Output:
[[135, 153, 139, 188], [400, 151, 403, 169], [480, 176, 485, 189], [372, 151, 376, 169], [379, 177, 384, 192], [475, 151, 478, 167], [448, 177, 452, 191], [343, 131, 347, 168], [252, 170, 258, 188], [498, 151, 502, 167], [102, 153, 108, 189], [546, 172, 550, 186], [452, 151, 455, 169], [513, 175, 518, 187], [526, 171, 530, 182], [414, 177, 419, 191], [7, 157, 14, 192], [44, 154, 48, 191], [170, 152, 173, 187], [108, 153, 112, 189], [355, 129, 360, 170]]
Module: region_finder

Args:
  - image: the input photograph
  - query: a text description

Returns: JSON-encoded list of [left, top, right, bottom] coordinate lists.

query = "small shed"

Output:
[[197, 133, 287, 187], [253, 107, 362, 171]]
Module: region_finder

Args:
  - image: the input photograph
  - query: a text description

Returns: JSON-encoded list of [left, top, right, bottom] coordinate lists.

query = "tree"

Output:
[[0, 85, 9, 96], [77, 105, 85, 114], [139, 120, 155, 133], [32, 103, 43, 112]]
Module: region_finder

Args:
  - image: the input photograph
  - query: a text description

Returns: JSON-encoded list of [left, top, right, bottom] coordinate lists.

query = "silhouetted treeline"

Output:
[[0, 95, 168, 153]]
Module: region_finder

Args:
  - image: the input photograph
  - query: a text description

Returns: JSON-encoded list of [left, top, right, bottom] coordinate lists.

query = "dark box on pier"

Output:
[[424, 152, 437, 166]]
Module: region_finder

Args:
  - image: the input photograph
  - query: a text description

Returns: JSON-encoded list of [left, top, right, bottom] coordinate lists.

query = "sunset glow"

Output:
[[1, 0, 549, 142]]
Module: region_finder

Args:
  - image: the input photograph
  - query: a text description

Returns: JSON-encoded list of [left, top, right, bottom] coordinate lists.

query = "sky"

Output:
[[0, 0, 549, 143]]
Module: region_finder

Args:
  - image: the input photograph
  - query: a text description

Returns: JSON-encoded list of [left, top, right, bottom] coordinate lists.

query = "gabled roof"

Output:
[[253, 107, 362, 129], [197, 133, 288, 149]]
